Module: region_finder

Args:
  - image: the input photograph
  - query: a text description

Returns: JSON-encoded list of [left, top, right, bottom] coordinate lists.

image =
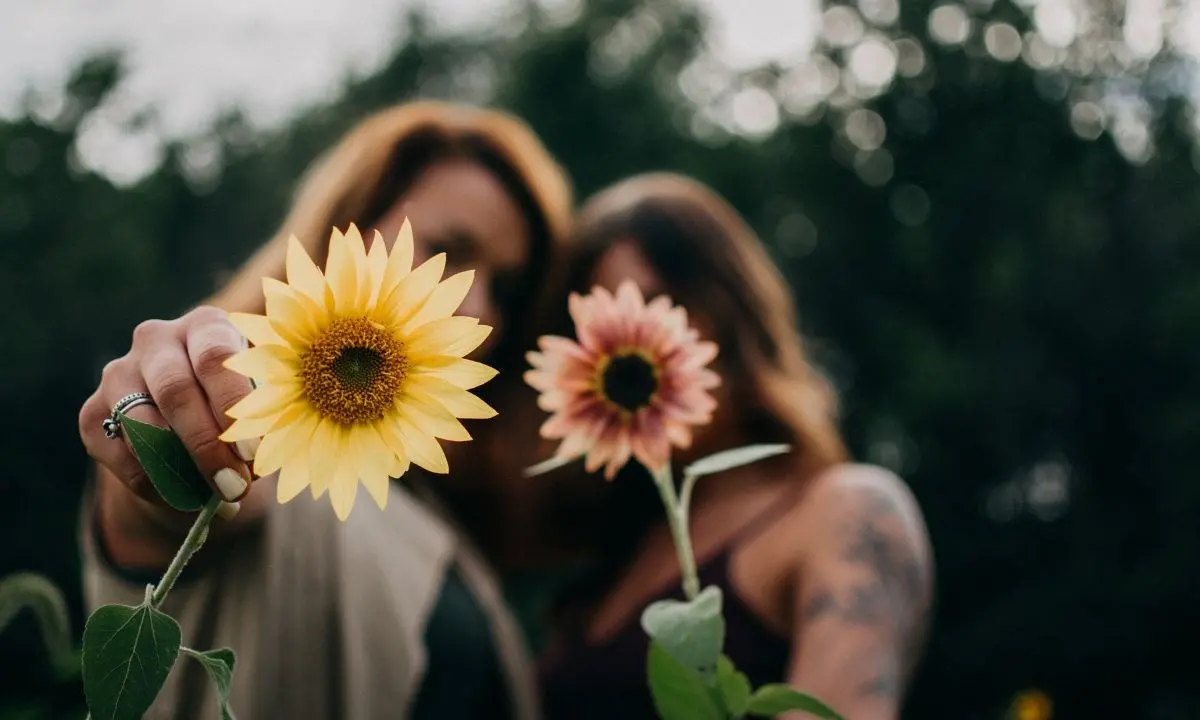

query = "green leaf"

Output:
[[640, 585, 724, 681], [523, 453, 579, 478], [121, 414, 212, 511], [0, 573, 79, 680], [183, 647, 237, 720], [82, 601, 181, 720], [682, 444, 792, 480], [745, 684, 843, 719], [646, 641, 724, 720], [716, 656, 752, 718]]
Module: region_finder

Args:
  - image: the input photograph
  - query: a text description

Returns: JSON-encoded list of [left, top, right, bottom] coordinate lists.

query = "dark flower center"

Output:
[[301, 317, 408, 425], [600, 352, 659, 412]]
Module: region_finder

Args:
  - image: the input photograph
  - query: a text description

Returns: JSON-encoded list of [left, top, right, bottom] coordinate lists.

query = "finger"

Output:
[[80, 360, 166, 505], [185, 311, 259, 464], [141, 341, 251, 503]]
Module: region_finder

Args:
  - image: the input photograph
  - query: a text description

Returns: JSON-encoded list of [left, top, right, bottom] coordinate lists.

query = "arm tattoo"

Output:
[[801, 485, 932, 699]]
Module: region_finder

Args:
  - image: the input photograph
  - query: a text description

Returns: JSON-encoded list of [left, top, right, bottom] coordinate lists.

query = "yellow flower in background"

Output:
[[220, 221, 498, 520], [1011, 689, 1053, 720]]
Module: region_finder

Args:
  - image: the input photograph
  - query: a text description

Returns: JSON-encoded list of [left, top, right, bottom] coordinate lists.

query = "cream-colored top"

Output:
[[81, 482, 539, 720]]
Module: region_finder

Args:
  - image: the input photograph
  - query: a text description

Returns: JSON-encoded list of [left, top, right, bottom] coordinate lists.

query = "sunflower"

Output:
[[525, 280, 720, 480], [219, 222, 498, 520]]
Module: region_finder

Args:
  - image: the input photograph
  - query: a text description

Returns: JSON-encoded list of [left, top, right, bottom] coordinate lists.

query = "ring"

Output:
[[102, 392, 157, 439]]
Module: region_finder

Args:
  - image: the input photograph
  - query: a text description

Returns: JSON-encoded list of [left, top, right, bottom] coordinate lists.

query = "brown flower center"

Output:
[[300, 316, 407, 425], [599, 351, 659, 412]]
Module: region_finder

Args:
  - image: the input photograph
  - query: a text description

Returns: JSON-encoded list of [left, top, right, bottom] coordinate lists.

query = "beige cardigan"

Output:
[[81, 482, 539, 720]]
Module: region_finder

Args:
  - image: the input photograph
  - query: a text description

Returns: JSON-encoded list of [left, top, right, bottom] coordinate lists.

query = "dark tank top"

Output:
[[538, 489, 802, 719]]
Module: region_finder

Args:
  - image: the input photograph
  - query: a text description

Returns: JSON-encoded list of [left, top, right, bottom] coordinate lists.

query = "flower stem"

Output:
[[650, 464, 700, 601], [149, 494, 221, 609]]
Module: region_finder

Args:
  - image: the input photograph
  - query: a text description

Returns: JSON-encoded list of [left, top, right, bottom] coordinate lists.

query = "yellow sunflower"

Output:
[[219, 221, 498, 520]]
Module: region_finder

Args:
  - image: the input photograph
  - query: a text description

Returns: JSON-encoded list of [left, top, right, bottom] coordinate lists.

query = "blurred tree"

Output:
[[3, 0, 1200, 717]]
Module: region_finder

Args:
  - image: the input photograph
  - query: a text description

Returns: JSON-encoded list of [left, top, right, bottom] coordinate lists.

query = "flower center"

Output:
[[300, 316, 408, 425], [599, 351, 659, 412]]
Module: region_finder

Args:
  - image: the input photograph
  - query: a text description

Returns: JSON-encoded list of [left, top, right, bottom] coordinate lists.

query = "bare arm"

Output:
[[785, 466, 934, 720]]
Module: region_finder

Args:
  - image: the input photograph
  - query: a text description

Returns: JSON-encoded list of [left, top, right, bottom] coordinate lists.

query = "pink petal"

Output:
[[630, 408, 671, 471]]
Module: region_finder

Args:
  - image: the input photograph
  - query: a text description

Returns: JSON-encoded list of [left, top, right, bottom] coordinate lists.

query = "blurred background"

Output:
[[1, 0, 1198, 717]]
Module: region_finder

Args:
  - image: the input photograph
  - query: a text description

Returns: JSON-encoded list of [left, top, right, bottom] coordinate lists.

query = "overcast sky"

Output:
[[0, 0, 820, 183]]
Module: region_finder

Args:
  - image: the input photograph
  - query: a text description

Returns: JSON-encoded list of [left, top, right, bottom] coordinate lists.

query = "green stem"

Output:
[[150, 495, 221, 609], [650, 464, 700, 601], [678, 470, 700, 523]]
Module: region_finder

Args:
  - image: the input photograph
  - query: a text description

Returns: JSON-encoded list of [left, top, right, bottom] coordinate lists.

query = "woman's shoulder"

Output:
[[785, 463, 932, 571], [802, 463, 923, 522]]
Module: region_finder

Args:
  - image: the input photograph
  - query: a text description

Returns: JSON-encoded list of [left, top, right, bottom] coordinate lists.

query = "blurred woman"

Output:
[[77, 101, 572, 720], [536, 173, 935, 720]]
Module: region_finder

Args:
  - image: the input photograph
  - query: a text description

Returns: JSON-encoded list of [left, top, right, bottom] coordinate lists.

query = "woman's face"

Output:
[[588, 240, 740, 460], [372, 157, 531, 360]]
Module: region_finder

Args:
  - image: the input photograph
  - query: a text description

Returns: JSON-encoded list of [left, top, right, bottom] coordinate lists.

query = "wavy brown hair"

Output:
[[209, 100, 573, 374], [563, 172, 846, 475]]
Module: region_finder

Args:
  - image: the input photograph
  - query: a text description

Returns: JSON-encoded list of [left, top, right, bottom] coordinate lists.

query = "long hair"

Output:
[[208, 100, 573, 375], [552, 172, 847, 623]]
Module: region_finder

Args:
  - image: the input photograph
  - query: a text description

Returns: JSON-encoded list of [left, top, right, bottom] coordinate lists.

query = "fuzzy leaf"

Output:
[[746, 684, 843, 719], [647, 641, 724, 720], [183, 647, 237, 720], [641, 585, 724, 682], [683, 444, 792, 480], [82, 601, 181, 720], [121, 414, 211, 511]]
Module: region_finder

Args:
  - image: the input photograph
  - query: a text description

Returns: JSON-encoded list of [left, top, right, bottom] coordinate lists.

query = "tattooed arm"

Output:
[[784, 465, 934, 720]]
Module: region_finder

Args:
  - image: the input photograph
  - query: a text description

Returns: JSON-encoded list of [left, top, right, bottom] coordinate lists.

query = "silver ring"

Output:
[[103, 392, 156, 439]]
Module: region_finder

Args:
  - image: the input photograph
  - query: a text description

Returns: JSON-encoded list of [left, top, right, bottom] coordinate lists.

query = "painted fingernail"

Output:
[[214, 468, 248, 502], [216, 501, 241, 520], [234, 437, 260, 463]]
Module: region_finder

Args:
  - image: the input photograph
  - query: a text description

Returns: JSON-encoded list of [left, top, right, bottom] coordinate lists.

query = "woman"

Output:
[[537, 174, 935, 720], [77, 101, 572, 720]]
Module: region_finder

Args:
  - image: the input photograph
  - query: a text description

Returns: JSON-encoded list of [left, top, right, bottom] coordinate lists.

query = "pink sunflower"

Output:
[[525, 280, 721, 479]]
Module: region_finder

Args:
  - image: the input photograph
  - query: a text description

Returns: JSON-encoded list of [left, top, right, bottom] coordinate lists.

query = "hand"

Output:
[[80, 306, 258, 513]]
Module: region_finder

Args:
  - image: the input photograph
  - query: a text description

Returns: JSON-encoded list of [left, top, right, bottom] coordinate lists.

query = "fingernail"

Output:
[[214, 468, 248, 502], [235, 437, 260, 462], [216, 501, 241, 520]]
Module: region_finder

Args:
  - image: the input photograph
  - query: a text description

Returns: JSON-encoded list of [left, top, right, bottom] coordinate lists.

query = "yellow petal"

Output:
[[350, 425, 393, 510], [396, 416, 449, 474], [324, 228, 359, 316], [328, 458, 360, 521], [286, 235, 326, 303], [398, 391, 471, 441], [253, 408, 319, 477], [350, 424, 395, 484], [442, 324, 492, 358], [277, 459, 311, 503], [264, 278, 325, 348], [389, 455, 411, 478], [414, 357, 498, 390], [308, 420, 342, 499], [362, 474, 390, 511], [376, 253, 446, 329], [226, 382, 303, 420], [380, 218, 415, 294], [345, 224, 374, 312], [404, 270, 475, 331], [220, 399, 305, 442], [224, 345, 299, 383], [367, 230, 388, 305], [220, 414, 283, 443], [405, 316, 482, 360], [376, 417, 411, 469], [407, 375, 498, 419], [227, 312, 285, 347]]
